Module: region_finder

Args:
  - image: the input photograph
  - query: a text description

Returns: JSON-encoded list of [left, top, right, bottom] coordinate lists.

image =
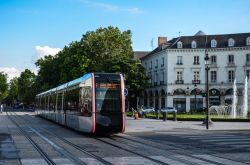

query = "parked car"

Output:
[[160, 107, 177, 113], [142, 106, 155, 113]]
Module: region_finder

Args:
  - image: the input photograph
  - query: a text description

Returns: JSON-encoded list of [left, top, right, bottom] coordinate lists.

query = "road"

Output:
[[0, 109, 250, 164]]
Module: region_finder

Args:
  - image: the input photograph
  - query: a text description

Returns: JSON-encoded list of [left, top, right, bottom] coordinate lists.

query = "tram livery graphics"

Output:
[[35, 73, 125, 134]]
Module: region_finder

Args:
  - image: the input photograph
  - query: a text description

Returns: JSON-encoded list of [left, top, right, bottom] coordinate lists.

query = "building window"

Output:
[[155, 59, 158, 68], [148, 73, 152, 85], [154, 73, 158, 85], [177, 41, 182, 48], [177, 56, 183, 65], [177, 71, 183, 80], [246, 54, 250, 62], [161, 57, 164, 67], [228, 38, 235, 47], [247, 70, 250, 79], [228, 70, 235, 83], [191, 41, 197, 48], [246, 37, 250, 46], [211, 55, 217, 64], [193, 56, 199, 65], [193, 71, 199, 81], [145, 62, 147, 70], [160, 72, 164, 84], [211, 39, 217, 48], [211, 71, 217, 83], [149, 61, 152, 69], [228, 55, 234, 64]]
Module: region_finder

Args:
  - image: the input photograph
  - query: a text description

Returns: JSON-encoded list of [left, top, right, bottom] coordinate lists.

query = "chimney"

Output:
[[158, 37, 167, 46]]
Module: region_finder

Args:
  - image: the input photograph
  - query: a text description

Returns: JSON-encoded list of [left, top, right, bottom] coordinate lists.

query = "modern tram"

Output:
[[35, 73, 125, 134]]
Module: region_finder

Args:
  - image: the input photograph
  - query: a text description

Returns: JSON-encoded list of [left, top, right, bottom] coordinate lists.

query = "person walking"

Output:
[[0, 104, 3, 113]]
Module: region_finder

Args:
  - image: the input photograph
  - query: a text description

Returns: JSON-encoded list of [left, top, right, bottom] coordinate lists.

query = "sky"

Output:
[[0, 0, 250, 81]]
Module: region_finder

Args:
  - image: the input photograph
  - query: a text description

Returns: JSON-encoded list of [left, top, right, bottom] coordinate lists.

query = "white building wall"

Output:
[[141, 44, 250, 112]]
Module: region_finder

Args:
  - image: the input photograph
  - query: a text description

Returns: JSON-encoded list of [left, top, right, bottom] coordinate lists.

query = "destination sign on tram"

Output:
[[96, 83, 119, 89]]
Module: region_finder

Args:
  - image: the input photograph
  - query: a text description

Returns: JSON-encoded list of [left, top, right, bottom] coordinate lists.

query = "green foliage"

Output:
[[35, 26, 148, 102], [0, 72, 8, 102], [17, 69, 36, 104], [4, 78, 18, 104]]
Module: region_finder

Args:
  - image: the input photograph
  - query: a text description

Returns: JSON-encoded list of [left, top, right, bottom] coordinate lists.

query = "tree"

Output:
[[4, 77, 18, 104], [0, 72, 8, 103], [35, 26, 148, 108], [17, 69, 36, 104], [35, 55, 62, 92], [81, 26, 148, 108]]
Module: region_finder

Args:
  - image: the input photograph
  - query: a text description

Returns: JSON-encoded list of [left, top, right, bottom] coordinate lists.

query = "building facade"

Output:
[[140, 31, 250, 112]]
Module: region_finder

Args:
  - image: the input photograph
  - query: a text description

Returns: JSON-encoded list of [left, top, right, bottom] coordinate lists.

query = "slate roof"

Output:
[[141, 32, 250, 60]]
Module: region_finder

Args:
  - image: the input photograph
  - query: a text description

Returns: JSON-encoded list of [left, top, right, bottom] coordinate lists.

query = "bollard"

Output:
[[173, 111, 177, 121], [162, 112, 167, 121], [156, 110, 159, 120], [134, 111, 139, 120], [142, 112, 145, 118]]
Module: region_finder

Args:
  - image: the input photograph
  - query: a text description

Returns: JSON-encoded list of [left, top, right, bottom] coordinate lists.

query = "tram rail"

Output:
[[6, 111, 57, 165], [10, 111, 113, 165]]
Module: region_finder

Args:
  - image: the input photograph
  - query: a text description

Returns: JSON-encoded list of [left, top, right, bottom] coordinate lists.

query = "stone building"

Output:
[[140, 31, 250, 112]]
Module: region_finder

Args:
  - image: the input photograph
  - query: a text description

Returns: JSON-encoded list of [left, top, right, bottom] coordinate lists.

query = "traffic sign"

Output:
[[124, 88, 128, 97]]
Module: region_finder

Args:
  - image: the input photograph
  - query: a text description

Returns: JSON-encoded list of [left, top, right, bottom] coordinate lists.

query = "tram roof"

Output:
[[36, 73, 92, 97]]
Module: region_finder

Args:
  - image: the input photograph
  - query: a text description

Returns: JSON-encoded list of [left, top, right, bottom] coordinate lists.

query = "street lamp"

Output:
[[204, 50, 210, 129]]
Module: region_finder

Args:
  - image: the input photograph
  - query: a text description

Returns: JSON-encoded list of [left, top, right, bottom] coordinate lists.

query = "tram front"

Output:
[[94, 73, 125, 133]]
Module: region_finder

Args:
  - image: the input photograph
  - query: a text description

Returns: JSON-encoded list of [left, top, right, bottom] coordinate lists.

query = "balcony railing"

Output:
[[192, 80, 201, 84], [210, 80, 217, 83], [245, 61, 250, 66], [210, 62, 217, 68], [176, 62, 183, 65], [193, 62, 200, 65], [175, 80, 184, 84], [227, 62, 235, 67]]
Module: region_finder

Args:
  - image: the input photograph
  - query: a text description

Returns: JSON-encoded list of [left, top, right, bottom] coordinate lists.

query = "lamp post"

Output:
[[194, 84, 197, 113], [204, 50, 210, 129]]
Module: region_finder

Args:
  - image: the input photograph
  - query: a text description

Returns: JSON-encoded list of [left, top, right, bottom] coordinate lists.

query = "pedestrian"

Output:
[[0, 104, 3, 113]]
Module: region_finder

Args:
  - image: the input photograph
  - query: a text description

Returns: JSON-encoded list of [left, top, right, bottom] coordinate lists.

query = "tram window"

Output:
[[95, 83, 121, 112], [65, 87, 80, 114], [57, 92, 63, 111], [80, 86, 92, 117], [46, 95, 49, 111], [49, 93, 56, 112]]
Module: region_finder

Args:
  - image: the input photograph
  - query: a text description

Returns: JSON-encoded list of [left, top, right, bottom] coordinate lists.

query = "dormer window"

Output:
[[228, 38, 235, 47], [177, 41, 182, 48], [247, 37, 250, 46], [211, 39, 217, 48], [191, 41, 197, 48]]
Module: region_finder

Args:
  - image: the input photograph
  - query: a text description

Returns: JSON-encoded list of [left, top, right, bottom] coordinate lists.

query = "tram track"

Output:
[[8, 111, 90, 165], [15, 111, 171, 165], [113, 134, 249, 165], [95, 137, 170, 165], [10, 111, 248, 165], [9, 111, 113, 165], [6, 111, 57, 165]]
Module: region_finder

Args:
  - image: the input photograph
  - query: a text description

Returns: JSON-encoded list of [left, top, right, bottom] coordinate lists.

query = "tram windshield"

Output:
[[95, 81, 121, 112]]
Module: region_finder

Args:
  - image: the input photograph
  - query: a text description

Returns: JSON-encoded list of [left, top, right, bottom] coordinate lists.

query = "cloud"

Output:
[[35, 46, 61, 59], [0, 67, 21, 82], [82, 0, 143, 14], [126, 7, 143, 14]]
